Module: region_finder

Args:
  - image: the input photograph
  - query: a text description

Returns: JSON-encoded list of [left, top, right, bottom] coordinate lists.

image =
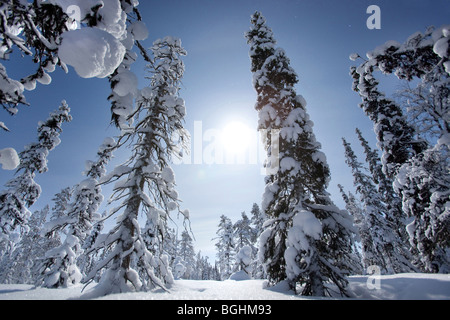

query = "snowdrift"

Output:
[[0, 273, 449, 300]]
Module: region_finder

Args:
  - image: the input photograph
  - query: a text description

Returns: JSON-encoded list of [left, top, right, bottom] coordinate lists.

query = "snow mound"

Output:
[[112, 70, 138, 96], [229, 270, 251, 281], [0, 147, 20, 170], [130, 21, 149, 41], [95, 0, 127, 40], [58, 28, 125, 78], [265, 279, 292, 294], [346, 273, 450, 300]]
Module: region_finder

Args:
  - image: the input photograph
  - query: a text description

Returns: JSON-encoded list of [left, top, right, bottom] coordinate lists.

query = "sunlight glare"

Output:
[[221, 121, 253, 155]]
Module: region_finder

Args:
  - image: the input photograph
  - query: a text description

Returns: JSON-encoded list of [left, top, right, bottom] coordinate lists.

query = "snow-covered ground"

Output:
[[0, 273, 449, 300]]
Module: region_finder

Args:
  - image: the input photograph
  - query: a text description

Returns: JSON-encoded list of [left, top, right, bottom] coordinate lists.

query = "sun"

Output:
[[220, 121, 253, 155]]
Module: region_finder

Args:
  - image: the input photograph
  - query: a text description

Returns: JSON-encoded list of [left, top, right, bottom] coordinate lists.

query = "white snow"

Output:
[[236, 246, 253, 267], [295, 95, 307, 108], [130, 21, 149, 41], [0, 147, 20, 170], [345, 273, 450, 300], [292, 209, 322, 240], [366, 40, 401, 59], [228, 270, 251, 281], [312, 151, 327, 164], [140, 87, 154, 99], [285, 209, 324, 280], [96, 0, 127, 40], [433, 26, 450, 74], [181, 209, 190, 219], [437, 133, 450, 149], [434, 37, 448, 58], [173, 263, 186, 280], [444, 61, 450, 75], [279, 157, 298, 173], [58, 28, 126, 78], [0, 63, 25, 97], [22, 79, 36, 91], [349, 53, 360, 61], [99, 164, 132, 184], [36, 72, 52, 85], [0, 273, 448, 300], [112, 70, 138, 96], [53, 0, 128, 39], [0, 122, 9, 131], [99, 137, 116, 151], [161, 167, 176, 183]]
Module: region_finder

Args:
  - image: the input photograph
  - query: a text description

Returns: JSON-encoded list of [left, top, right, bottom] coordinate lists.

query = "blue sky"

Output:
[[1, 0, 449, 261]]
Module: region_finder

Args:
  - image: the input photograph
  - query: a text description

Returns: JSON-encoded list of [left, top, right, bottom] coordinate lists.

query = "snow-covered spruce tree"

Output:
[[246, 12, 356, 296], [160, 227, 178, 269], [233, 211, 253, 271], [395, 74, 449, 147], [250, 203, 265, 242], [0, 101, 71, 251], [0, 205, 55, 284], [350, 25, 450, 272], [245, 11, 276, 86], [233, 212, 254, 253], [355, 129, 411, 251], [193, 251, 215, 280], [49, 186, 73, 221], [178, 230, 196, 279], [350, 63, 425, 179], [235, 245, 253, 278], [107, 2, 150, 131], [193, 251, 202, 280], [342, 138, 414, 273], [250, 203, 266, 278], [82, 37, 188, 297], [214, 215, 235, 280], [337, 184, 364, 274], [394, 147, 450, 272], [144, 225, 179, 281], [338, 184, 364, 233], [36, 138, 116, 288], [78, 213, 105, 279], [233, 211, 257, 274], [192, 252, 202, 280], [0, 63, 27, 132]]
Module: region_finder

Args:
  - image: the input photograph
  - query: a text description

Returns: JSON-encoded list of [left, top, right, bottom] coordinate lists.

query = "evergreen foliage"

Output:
[[81, 36, 189, 297], [36, 138, 115, 288], [0, 101, 71, 250], [246, 12, 356, 296], [351, 25, 450, 273], [342, 137, 414, 274]]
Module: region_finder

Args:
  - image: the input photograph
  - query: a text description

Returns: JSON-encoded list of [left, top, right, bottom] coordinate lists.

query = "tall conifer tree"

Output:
[[37, 138, 116, 288], [0, 101, 71, 249], [350, 26, 449, 272], [342, 138, 414, 273], [214, 215, 235, 280], [82, 37, 189, 297], [246, 12, 356, 296]]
